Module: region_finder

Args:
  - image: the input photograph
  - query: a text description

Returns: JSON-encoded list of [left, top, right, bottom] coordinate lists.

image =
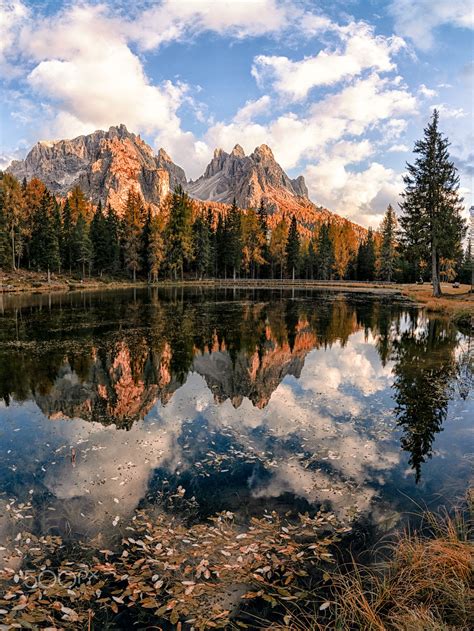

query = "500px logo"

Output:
[[19, 568, 99, 590]]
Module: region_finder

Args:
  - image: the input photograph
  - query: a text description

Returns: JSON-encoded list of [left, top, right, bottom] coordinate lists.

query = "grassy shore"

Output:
[[0, 494, 471, 629]]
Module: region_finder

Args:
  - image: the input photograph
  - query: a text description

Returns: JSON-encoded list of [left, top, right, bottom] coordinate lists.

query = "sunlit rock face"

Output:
[[7, 124, 186, 214], [186, 143, 309, 210]]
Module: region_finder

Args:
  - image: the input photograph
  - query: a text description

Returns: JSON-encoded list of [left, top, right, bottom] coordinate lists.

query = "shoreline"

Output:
[[1, 271, 473, 317]]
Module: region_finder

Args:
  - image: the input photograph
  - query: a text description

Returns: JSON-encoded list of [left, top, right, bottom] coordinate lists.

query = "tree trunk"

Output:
[[292, 267, 295, 281], [431, 243, 441, 297], [133, 268, 136, 283]]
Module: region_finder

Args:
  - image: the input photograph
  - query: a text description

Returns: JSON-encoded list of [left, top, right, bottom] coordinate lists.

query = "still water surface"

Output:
[[0, 287, 472, 555]]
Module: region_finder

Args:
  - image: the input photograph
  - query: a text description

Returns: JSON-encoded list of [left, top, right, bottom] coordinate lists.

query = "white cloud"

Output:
[[128, 0, 292, 50], [304, 159, 403, 227], [388, 143, 409, 152], [390, 0, 474, 50], [0, 0, 28, 77], [18, 4, 189, 142], [234, 96, 271, 123], [252, 21, 405, 101], [418, 84, 437, 98], [432, 104, 467, 119]]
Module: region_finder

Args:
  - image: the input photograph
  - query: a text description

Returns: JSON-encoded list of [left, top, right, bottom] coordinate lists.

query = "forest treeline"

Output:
[[0, 114, 470, 285]]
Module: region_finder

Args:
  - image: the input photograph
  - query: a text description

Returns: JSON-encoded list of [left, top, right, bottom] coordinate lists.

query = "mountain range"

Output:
[[7, 124, 364, 235]]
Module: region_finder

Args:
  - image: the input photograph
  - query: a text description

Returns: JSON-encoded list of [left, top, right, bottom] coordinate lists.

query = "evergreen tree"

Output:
[[206, 208, 216, 277], [0, 187, 12, 270], [192, 213, 211, 280], [148, 214, 165, 282], [257, 198, 270, 278], [141, 209, 152, 280], [105, 205, 121, 273], [215, 213, 227, 278], [459, 239, 472, 285], [30, 190, 60, 273], [315, 222, 334, 280], [123, 190, 144, 281], [73, 213, 92, 277], [165, 185, 193, 280], [241, 207, 265, 278], [226, 198, 242, 279], [52, 199, 63, 274], [269, 217, 288, 279], [61, 199, 74, 273], [286, 215, 300, 280], [379, 205, 398, 281], [399, 110, 466, 296], [356, 229, 376, 280], [90, 201, 109, 275]]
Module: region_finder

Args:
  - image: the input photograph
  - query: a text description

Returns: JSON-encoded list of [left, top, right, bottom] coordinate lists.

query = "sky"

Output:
[[0, 0, 473, 227]]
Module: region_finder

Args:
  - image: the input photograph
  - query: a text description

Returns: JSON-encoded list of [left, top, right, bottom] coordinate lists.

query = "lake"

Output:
[[0, 287, 472, 570]]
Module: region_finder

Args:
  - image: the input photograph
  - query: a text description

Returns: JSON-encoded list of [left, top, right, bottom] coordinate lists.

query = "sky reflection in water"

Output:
[[0, 288, 472, 554]]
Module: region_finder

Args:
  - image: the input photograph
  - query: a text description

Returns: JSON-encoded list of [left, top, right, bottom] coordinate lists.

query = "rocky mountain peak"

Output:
[[231, 144, 245, 158], [7, 125, 186, 214], [252, 144, 274, 161]]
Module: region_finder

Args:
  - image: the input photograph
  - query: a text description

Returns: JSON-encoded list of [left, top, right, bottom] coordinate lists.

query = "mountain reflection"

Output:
[[0, 288, 472, 484]]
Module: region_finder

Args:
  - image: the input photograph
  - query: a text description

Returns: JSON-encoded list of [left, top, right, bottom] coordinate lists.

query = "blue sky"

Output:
[[0, 0, 472, 226]]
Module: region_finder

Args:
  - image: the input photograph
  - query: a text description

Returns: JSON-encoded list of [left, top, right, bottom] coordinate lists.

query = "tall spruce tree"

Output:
[[257, 198, 270, 278], [192, 213, 211, 280], [90, 201, 109, 275], [399, 109, 466, 296], [61, 199, 74, 273], [286, 215, 300, 280], [0, 187, 12, 270], [73, 213, 92, 277], [315, 222, 334, 280], [356, 228, 376, 281], [226, 198, 242, 279], [165, 185, 193, 280], [148, 214, 165, 282], [30, 190, 60, 274], [123, 190, 144, 281], [105, 205, 121, 273], [379, 205, 398, 281]]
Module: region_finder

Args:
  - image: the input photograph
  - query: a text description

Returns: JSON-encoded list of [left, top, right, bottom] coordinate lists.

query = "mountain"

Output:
[[186, 143, 308, 210], [7, 124, 365, 237], [7, 124, 186, 211]]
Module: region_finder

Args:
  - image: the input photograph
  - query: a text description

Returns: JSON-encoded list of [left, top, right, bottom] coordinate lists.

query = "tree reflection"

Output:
[[391, 317, 461, 481]]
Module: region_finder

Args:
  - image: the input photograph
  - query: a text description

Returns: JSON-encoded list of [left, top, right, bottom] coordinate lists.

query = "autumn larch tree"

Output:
[[270, 217, 288, 279], [399, 109, 466, 296]]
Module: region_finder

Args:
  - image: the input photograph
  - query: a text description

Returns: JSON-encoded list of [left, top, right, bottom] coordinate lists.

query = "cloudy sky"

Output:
[[0, 0, 472, 226]]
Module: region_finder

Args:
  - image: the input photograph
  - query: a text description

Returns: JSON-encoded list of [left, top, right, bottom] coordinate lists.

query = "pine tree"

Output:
[[379, 204, 398, 281], [123, 190, 144, 281], [90, 201, 109, 275], [30, 190, 60, 274], [286, 215, 300, 280], [0, 187, 12, 270], [52, 199, 63, 274], [356, 229, 376, 280], [241, 207, 265, 278], [61, 199, 74, 273], [215, 213, 228, 278], [257, 198, 270, 278], [226, 198, 242, 279], [73, 213, 92, 277], [148, 213, 165, 282], [141, 209, 152, 280], [165, 185, 193, 280], [192, 213, 211, 280], [269, 217, 288, 279], [399, 109, 466, 296], [315, 222, 334, 280], [105, 205, 121, 273]]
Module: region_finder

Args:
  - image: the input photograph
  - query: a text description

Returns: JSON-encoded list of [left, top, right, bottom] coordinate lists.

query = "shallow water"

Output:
[[0, 287, 472, 554]]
